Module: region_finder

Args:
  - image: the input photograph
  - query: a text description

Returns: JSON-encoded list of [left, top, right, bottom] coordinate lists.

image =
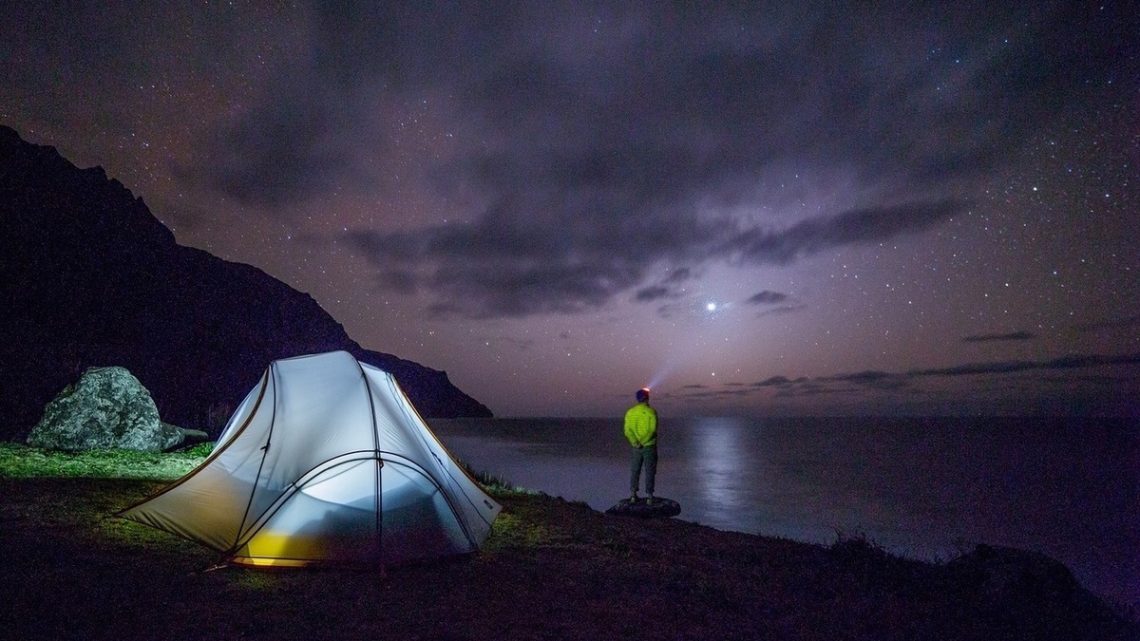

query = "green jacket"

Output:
[[623, 402, 658, 447]]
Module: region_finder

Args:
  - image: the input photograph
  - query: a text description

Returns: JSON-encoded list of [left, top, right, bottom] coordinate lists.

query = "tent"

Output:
[[120, 351, 501, 567]]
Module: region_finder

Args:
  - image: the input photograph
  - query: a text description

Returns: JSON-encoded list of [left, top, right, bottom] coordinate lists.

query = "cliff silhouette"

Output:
[[0, 125, 490, 440]]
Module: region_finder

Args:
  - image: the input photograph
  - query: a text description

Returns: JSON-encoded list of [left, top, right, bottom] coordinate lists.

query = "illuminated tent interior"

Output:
[[120, 351, 501, 567]]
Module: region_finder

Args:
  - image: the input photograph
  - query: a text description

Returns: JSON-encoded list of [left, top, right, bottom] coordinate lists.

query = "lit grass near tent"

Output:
[[0, 442, 213, 480], [0, 441, 515, 497]]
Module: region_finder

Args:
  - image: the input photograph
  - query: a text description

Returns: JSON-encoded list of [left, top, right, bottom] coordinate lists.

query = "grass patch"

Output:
[[485, 511, 558, 548], [0, 441, 211, 480], [0, 441, 518, 495]]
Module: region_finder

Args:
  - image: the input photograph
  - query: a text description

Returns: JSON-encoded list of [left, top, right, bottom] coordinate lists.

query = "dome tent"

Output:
[[120, 351, 500, 567]]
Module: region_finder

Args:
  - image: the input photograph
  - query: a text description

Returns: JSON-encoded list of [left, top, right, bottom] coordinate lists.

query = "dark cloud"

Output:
[[747, 290, 789, 305], [1040, 374, 1133, 386], [181, 88, 352, 208], [633, 286, 675, 303], [172, 3, 503, 208], [758, 304, 807, 318], [423, 259, 644, 319], [910, 361, 1035, 377], [772, 381, 848, 398], [171, 9, 378, 208], [1075, 315, 1140, 333], [349, 198, 968, 318], [754, 376, 796, 387], [348, 214, 665, 317], [962, 331, 1036, 343], [633, 268, 697, 304], [663, 268, 695, 284], [185, 2, 1111, 301], [906, 354, 1140, 378], [822, 370, 911, 391], [727, 199, 967, 265], [1041, 354, 1140, 370], [674, 352, 1140, 409], [906, 353, 1140, 378]]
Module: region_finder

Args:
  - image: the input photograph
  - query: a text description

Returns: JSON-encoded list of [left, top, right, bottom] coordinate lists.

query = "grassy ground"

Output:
[[0, 445, 1135, 641], [0, 442, 214, 479]]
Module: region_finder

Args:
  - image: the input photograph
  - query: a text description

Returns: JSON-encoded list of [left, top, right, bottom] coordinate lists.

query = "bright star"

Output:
[[706, 302, 717, 312]]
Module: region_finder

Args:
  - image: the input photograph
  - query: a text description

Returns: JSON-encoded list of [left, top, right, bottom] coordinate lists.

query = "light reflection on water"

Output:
[[430, 415, 1138, 609], [690, 417, 747, 510]]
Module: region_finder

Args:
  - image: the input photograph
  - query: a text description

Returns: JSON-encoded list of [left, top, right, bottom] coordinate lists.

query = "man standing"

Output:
[[624, 387, 658, 504]]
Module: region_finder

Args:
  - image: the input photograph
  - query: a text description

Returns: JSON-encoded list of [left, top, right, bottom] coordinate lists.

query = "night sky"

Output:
[[3, 2, 1137, 417]]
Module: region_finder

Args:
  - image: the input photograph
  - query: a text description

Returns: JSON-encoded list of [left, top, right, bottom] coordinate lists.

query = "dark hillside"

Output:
[[0, 125, 490, 440]]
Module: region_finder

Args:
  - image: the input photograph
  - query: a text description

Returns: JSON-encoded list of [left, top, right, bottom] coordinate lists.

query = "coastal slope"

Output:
[[1, 475, 1135, 641], [0, 125, 490, 440]]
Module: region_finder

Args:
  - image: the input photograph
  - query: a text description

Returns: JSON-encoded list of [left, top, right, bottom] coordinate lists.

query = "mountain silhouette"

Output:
[[0, 125, 490, 440]]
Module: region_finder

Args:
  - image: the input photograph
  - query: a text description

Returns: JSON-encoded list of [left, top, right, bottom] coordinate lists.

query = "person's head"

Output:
[[636, 387, 650, 403]]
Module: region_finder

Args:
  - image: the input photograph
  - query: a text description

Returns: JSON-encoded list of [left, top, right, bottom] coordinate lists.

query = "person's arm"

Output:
[[623, 413, 639, 447]]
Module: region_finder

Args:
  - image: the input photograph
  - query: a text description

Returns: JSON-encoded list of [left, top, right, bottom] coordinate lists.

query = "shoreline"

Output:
[[432, 415, 1140, 613]]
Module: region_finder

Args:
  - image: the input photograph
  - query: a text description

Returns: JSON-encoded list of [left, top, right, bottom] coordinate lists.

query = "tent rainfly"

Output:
[[120, 351, 501, 567]]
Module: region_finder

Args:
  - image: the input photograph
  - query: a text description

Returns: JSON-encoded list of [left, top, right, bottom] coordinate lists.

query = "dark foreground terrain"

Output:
[[0, 475, 1135, 641]]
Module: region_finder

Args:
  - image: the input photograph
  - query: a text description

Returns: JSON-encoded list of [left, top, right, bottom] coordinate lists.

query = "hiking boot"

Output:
[[646, 496, 655, 506], [630, 492, 639, 503]]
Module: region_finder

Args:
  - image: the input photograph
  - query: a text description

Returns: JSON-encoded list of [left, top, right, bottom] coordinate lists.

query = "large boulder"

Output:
[[27, 366, 184, 451]]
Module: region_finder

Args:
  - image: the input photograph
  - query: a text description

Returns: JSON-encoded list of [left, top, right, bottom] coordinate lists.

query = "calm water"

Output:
[[429, 416, 1139, 610]]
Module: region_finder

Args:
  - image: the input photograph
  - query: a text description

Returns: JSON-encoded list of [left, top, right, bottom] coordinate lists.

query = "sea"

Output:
[[428, 416, 1139, 612]]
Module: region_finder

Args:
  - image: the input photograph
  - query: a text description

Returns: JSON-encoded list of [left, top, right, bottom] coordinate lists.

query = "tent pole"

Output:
[[356, 359, 385, 566], [229, 363, 279, 556]]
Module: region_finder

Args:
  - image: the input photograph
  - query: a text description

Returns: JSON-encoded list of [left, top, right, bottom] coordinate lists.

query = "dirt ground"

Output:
[[0, 477, 1134, 641]]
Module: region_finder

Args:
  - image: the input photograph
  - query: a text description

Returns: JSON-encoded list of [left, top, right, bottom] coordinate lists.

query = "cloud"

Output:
[[348, 220, 660, 317], [632, 268, 697, 304], [683, 353, 1140, 403], [663, 268, 695, 284], [962, 331, 1036, 343], [747, 290, 790, 305], [192, 88, 353, 207], [821, 370, 911, 390], [175, 2, 1115, 315], [753, 376, 801, 387], [349, 199, 965, 318], [633, 286, 675, 303], [910, 361, 1035, 377], [726, 199, 967, 265], [1075, 315, 1140, 333], [908, 354, 1140, 378], [758, 304, 807, 318], [174, 28, 367, 209], [1041, 354, 1140, 370]]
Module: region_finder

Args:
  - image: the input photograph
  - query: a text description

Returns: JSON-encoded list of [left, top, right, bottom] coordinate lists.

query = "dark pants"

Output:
[[629, 444, 657, 495]]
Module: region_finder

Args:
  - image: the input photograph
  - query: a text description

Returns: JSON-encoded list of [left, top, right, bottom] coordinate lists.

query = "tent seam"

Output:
[[228, 361, 279, 556]]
